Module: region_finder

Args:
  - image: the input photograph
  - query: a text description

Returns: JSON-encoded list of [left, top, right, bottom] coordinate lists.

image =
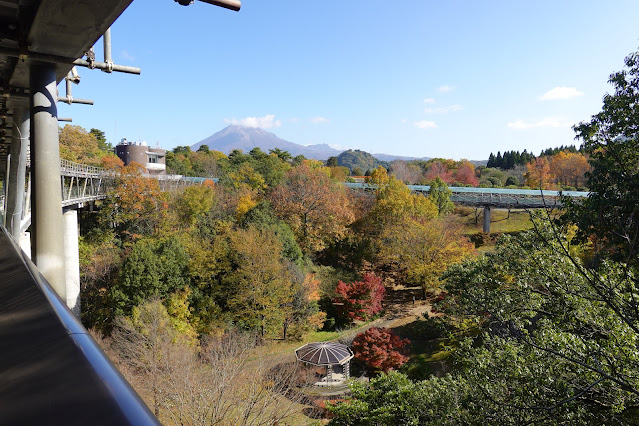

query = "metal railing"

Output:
[[0, 226, 159, 425], [59, 159, 104, 178]]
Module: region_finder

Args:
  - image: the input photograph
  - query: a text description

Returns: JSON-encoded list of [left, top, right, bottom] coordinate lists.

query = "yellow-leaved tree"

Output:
[[366, 166, 438, 230], [59, 125, 112, 165], [225, 226, 295, 337], [378, 217, 475, 297]]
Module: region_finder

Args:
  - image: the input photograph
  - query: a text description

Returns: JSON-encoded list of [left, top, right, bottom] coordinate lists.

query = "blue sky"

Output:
[[58, 0, 639, 160]]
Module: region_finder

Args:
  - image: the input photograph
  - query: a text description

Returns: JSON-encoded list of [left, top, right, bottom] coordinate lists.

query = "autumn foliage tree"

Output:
[[282, 273, 326, 340], [524, 157, 556, 189], [333, 274, 385, 321], [59, 125, 109, 165], [269, 162, 354, 253], [352, 327, 410, 373], [171, 183, 217, 228], [389, 160, 423, 184], [424, 160, 454, 184], [550, 151, 590, 188], [101, 162, 168, 238], [225, 225, 295, 336], [366, 168, 438, 228], [453, 160, 479, 187], [378, 218, 475, 297]]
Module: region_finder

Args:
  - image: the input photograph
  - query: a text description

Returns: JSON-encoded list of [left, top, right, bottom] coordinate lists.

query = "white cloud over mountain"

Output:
[[224, 114, 282, 129]]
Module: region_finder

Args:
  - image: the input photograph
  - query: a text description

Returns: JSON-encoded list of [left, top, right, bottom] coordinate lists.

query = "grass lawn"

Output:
[[450, 207, 542, 252], [246, 322, 376, 362]]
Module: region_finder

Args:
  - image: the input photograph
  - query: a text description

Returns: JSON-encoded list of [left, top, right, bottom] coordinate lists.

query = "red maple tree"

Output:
[[424, 161, 454, 184], [352, 327, 410, 373], [333, 274, 385, 321], [454, 161, 479, 187]]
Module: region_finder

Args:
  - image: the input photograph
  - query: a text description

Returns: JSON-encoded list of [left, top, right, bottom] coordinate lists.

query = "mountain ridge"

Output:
[[191, 125, 486, 165], [191, 125, 342, 160]]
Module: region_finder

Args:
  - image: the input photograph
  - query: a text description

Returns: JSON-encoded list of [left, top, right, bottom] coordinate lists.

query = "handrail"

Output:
[[60, 158, 104, 177], [0, 227, 160, 425]]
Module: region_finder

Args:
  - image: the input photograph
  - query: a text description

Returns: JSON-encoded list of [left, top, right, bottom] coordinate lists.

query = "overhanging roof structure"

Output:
[[0, 0, 134, 176]]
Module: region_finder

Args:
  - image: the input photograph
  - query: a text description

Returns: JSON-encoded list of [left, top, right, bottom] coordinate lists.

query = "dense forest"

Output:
[[60, 127, 474, 422], [325, 49, 639, 424], [162, 143, 590, 191], [57, 48, 639, 426]]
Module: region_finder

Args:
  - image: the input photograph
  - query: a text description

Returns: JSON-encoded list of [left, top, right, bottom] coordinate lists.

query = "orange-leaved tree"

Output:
[[101, 162, 168, 238], [550, 151, 590, 188], [59, 125, 106, 165], [269, 162, 354, 253], [525, 157, 556, 189]]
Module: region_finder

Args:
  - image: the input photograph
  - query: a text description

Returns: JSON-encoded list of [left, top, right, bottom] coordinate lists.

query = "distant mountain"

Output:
[[191, 125, 341, 160], [470, 159, 488, 167], [191, 125, 488, 165], [373, 153, 431, 162]]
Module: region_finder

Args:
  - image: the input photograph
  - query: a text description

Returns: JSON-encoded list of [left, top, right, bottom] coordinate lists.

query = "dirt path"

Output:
[[338, 284, 434, 343]]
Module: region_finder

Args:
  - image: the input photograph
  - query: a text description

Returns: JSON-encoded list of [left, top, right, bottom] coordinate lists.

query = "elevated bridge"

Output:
[[2, 158, 209, 237], [345, 182, 589, 232]]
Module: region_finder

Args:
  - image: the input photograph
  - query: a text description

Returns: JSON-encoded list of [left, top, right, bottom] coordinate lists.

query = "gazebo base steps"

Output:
[[314, 373, 347, 387]]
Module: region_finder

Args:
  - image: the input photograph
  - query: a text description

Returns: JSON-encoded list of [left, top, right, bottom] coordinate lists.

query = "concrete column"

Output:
[[483, 206, 491, 233], [5, 107, 30, 239], [20, 232, 31, 258], [30, 64, 66, 300], [63, 209, 80, 315]]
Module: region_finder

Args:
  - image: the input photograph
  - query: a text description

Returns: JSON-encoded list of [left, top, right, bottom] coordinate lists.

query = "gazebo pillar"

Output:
[[344, 361, 350, 379], [327, 365, 333, 383]]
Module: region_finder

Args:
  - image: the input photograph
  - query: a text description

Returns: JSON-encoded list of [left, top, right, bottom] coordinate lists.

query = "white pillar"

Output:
[[30, 64, 66, 299], [20, 232, 31, 258], [63, 209, 80, 315], [6, 107, 29, 239]]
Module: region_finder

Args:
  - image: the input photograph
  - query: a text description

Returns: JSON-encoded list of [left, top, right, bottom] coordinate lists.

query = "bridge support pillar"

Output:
[[483, 206, 491, 233], [30, 64, 66, 301], [5, 107, 29, 239], [63, 209, 80, 315], [20, 232, 31, 258]]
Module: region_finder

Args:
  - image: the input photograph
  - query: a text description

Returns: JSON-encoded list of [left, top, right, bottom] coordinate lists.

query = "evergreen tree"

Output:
[[487, 153, 495, 168]]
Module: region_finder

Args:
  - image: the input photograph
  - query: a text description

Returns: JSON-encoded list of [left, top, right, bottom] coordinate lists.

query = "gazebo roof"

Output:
[[295, 342, 354, 366]]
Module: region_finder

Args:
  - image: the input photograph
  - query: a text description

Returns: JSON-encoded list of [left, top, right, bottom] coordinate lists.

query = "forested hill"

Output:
[[336, 149, 389, 174]]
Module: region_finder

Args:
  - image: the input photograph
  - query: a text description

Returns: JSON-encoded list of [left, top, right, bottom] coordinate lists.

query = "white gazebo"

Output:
[[295, 342, 354, 386]]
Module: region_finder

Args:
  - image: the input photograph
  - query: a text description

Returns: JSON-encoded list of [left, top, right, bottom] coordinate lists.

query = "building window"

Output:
[[148, 156, 158, 164]]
